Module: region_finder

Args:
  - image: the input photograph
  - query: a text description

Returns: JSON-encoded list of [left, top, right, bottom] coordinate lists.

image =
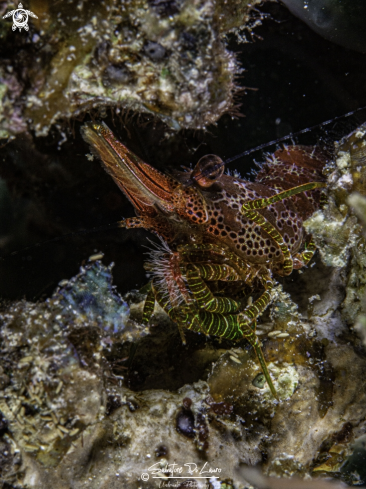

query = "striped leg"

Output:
[[142, 283, 155, 324], [238, 274, 278, 398], [142, 242, 278, 397], [193, 263, 240, 281], [192, 308, 278, 399], [177, 243, 254, 282], [241, 182, 326, 276], [241, 321, 278, 399], [238, 273, 274, 325], [242, 208, 294, 275], [197, 310, 243, 340], [243, 182, 326, 211], [184, 264, 240, 314], [186, 266, 277, 398], [293, 235, 317, 269]]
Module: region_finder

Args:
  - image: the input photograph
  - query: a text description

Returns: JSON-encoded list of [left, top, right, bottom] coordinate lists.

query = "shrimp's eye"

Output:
[[191, 155, 224, 188]]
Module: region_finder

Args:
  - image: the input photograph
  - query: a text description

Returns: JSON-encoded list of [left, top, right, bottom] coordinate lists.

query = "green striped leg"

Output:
[[242, 208, 294, 275], [185, 267, 278, 397], [238, 273, 274, 327], [196, 310, 243, 340], [151, 273, 243, 342], [320, 189, 328, 208], [142, 282, 155, 324], [243, 182, 326, 211], [184, 264, 240, 314], [240, 314, 278, 399], [241, 182, 326, 276], [193, 263, 240, 282], [192, 309, 278, 399], [242, 321, 278, 399], [177, 243, 253, 282], [293, 235, 316, 269], [238, 274, 278, 398]]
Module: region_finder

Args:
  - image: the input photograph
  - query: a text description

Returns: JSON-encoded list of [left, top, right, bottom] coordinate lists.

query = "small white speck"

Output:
[[276, 333, 290, 338], [230, 355, 242, 364], [268, 330, 282, 337], [88, 252, 104, 262]]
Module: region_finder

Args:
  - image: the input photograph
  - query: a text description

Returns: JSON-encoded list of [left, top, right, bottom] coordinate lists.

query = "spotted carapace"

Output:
[[82, 122, 328, 399]]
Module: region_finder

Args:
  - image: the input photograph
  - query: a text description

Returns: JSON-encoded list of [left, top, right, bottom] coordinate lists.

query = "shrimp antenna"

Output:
[[190, 105, 366, 185]]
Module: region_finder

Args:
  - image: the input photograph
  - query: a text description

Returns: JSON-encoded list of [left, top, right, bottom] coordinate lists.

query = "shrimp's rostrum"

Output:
[[82, 122, 328, 399]]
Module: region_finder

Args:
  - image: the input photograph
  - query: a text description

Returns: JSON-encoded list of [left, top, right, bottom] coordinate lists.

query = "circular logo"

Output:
[[13, 9, 28, 29], [141, 473, 149, 481]]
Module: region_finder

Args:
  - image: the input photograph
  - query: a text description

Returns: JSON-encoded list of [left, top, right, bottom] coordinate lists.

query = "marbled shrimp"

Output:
[[82, 122, 328, 398]]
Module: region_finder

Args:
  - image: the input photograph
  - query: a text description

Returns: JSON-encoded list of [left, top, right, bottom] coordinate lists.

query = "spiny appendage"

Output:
[[184, 264, 240, 314], [145, 240, 188, 309], [152, 279, 190, 344]]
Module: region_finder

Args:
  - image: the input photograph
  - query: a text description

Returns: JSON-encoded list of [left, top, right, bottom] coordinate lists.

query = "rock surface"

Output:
[[0, 0, 262, 138]]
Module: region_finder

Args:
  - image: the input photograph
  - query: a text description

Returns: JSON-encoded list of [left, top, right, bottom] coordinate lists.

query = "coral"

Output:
[[0, 0, 261, 138], [58, 257, 130, 335], [304, 124, 366, 324], [348, 192, 366, 346], [0, 67, 27, 139]]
